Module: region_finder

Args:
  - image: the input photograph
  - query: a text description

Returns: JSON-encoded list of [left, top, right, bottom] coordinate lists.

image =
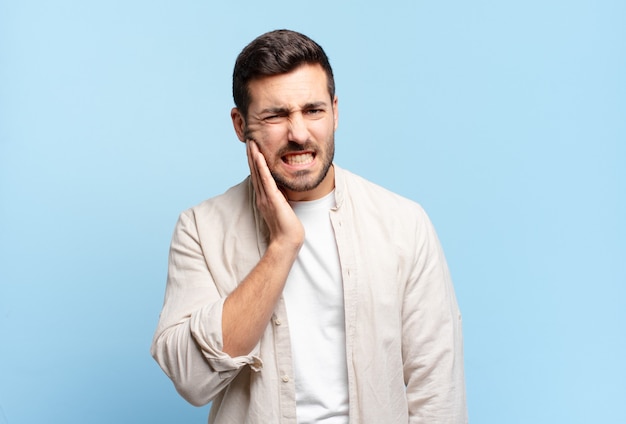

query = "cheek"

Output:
[[251, 126, 287, 153], [254, 131, 284, 160], [248, 123, 288, 144], [310, 120, 335, 140]]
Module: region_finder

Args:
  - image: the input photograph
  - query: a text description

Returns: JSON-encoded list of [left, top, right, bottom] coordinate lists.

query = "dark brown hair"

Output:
[[233, 29, 335, 118]]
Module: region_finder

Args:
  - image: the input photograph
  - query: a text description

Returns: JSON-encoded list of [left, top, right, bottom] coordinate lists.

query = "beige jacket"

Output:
[[151, 165, 467, 423]]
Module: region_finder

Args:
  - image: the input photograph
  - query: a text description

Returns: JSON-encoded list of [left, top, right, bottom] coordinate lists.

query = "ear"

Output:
[[332, 95, 339, 131], [231, 107, 246, 142]]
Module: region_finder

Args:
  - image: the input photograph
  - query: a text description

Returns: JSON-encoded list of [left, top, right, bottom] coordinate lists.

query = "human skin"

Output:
[[231, 63, 339, 202], [222, 64, 339, 357]]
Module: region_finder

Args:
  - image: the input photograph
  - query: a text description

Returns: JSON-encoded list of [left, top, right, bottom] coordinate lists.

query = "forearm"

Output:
[[152, 209, 265, 405], [222, 240, 300, 357]]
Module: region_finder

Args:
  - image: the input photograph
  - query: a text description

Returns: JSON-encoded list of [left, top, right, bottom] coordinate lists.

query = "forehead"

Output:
[[247, 64, 330, 109]]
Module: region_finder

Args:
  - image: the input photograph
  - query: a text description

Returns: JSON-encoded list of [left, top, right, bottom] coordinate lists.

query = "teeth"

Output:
[[284, 153, 313, 165]]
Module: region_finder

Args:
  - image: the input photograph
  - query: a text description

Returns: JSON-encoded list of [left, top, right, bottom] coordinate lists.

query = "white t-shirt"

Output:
[[283, 190, 349, 423]]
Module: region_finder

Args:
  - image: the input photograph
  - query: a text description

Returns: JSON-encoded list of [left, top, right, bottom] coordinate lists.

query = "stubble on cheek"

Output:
[[243, 126, 255, 142], [243, 125, 279, 176]]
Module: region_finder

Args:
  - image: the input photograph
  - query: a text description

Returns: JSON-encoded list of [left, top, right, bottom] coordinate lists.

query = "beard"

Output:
[[270, 137, 335, 193]]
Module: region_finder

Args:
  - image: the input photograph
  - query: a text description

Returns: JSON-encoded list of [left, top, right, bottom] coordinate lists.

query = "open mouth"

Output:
[[282, 152, 315, 166]]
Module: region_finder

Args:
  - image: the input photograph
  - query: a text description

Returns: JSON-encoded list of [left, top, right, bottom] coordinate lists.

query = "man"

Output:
[[151, 29, 467, 423]]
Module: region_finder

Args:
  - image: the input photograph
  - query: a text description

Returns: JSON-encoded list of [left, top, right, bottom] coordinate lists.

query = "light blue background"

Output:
[[1, 1, 624, 423]]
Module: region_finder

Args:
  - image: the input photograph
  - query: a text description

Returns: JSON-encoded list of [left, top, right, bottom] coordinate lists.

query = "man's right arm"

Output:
[[221, 140, 304, 356], [151, 209, 244, 406], [151, 140, 303, 405]]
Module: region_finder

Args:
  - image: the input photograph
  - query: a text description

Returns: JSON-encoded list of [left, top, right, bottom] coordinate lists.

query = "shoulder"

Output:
[[179, 177, 253, 227], [191, 177, 250, 213], [335, 166, 441, 264], [336, 166, 427, 218]]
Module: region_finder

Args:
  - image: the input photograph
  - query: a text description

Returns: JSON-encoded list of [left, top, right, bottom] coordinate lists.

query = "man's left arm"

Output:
[[402, 208, 467, 423]]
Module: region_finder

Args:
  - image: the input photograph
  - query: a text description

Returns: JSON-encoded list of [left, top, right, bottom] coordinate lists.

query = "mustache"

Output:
[[277, 141, 316, 157]]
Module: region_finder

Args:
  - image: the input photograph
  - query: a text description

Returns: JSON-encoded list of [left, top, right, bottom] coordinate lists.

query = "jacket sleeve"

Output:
[[150, 210, 262, 406], [403, 207, 467, 423]]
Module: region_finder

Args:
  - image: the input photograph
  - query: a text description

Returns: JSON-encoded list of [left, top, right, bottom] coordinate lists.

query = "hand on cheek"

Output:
[[246, 140, 304, 249]]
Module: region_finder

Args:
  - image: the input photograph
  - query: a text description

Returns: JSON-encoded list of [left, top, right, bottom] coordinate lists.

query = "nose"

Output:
[[287, 112, 309, 144]]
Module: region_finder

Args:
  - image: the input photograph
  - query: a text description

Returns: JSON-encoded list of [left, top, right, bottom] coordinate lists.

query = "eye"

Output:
[[263, 114, 286, 123], [305, 109, 324, 116]]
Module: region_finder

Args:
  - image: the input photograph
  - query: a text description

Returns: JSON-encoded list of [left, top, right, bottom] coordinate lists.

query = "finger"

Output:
[[250, 141, 281, 199], [246, 140, 264, 198]]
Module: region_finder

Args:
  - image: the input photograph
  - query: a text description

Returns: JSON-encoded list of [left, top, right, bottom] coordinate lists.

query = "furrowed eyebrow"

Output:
[[259, 102, 328, 115], [303, 101, 328, 109], [259, 107, 289, 115]]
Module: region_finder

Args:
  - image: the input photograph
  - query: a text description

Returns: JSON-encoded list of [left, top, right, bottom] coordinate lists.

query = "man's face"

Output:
[[232, 64, 338, 201]]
